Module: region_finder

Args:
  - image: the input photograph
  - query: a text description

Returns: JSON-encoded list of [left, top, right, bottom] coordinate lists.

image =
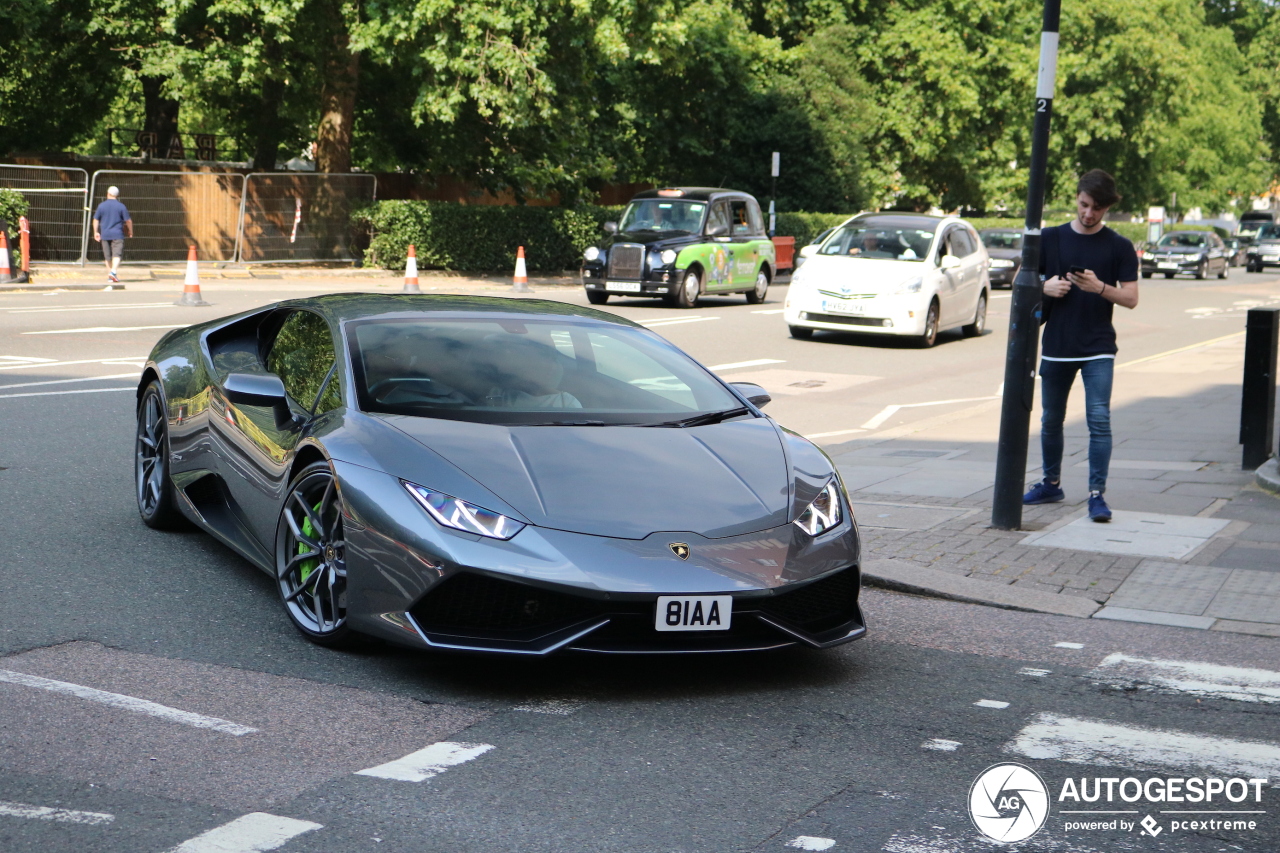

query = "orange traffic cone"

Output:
[[402, 244, 421, 293], [512, 245, 529, 292], [175, 245, 209, 305], [0, 231, 11, 283]]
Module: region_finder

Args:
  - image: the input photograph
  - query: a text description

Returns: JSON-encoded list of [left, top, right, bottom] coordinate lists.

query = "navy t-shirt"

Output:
[[94, 199, 131, 240], [1037, 224, 1138, 359]]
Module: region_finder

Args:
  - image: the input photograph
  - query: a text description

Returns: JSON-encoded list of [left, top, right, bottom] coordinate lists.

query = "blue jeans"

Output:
[[1039, 357, 1113, 493]]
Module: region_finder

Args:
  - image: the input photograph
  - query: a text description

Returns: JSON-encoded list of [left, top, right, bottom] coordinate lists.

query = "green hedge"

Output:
[[0, 188, 29, 227], [362, 201, 623, 272], [775, 212, 850, 249]]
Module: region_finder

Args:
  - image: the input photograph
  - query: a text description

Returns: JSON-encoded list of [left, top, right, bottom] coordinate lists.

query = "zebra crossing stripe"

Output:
[[165, 813, 322, 853], [1005, 713, 1280, 779], [1090, 653, 1280, 704]]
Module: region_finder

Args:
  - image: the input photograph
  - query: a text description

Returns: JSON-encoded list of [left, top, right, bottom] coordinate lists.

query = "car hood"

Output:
[[383, 415, 791, 540], [599, 232, 701, 250], [796, 254, 931, 291], [985, 248, 1021, 261]]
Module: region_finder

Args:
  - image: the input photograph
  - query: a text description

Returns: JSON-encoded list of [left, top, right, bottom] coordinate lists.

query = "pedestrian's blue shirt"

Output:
[[94, 199, 131, 240]]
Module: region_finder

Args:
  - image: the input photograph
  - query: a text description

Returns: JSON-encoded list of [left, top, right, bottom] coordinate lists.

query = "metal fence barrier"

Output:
[[84, 170, 246, 264], [240, 172, 377, 263], [0, 164, 89, 263]]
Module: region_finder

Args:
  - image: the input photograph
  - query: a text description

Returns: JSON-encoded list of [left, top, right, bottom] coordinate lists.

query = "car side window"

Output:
[[953, 229, 978, 257], [267, 310, 342, 414], [706, 203, 731, 237], [747, 199, 765, 236], [729, 201, 752, 237]]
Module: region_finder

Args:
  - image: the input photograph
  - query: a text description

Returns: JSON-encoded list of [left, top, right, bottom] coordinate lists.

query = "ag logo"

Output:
[[669, 542, 690, 560], [968, 763, 1049, 843]]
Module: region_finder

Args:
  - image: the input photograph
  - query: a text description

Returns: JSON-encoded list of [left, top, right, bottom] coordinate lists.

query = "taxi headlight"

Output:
[[403, 481, 525, 540], [661, 249, 678, 265], [794, 480, 844, 536], [583, 247, 601, 262]]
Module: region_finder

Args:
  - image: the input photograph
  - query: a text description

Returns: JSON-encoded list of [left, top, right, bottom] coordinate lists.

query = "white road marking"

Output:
[[0, 355, 56, 363], [354, 741, 493, 782], [1055, 642, 1084, 649], [1090, 652, 1280, 703], [708, 358, 786, 371], [7, 302, 174, 314], [0, 387, 134, 400], [165, 813, 322, 853], [1019, 667, 1051, 677], [1006, 712, 1280, 778], [0, 373, 137, 392], [922, 739, 961, 752], [0, 356, 148, 371], [640, 316, 720, 328], [974, 699, 1009, 709], [805, 428, 867, 440], [512, 698, 584, 715], [751, 308, 787, 314], [0, 801, 114, 825], [23, 324, 186, 335], [861, 396, 1001, 430], [785, 837, 836, 851], [0, 669, 257, 735]]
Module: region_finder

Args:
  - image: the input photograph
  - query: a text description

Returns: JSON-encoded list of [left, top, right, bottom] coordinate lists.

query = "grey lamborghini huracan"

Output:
[[135, 293, 865, 654]]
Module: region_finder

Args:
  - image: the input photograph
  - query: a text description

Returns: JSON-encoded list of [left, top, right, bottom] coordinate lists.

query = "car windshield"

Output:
[[818, 220, 937, 261], [981, 231, 1022, 250], [348, 318, 743, 425], [618, 200, 706, 234], [1256, 224, 1280, 241], [1158, 233, 1207, 248]]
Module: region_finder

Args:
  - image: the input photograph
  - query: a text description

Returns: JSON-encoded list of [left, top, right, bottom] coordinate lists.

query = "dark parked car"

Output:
[[1223, 237, 1247, 267], [1238, 210, 1275, 245], [978, 227, 1023, 288], [1140, 231, 1229, 279], [1246, 223, 1280, 272], [136, 293, 866, 655]]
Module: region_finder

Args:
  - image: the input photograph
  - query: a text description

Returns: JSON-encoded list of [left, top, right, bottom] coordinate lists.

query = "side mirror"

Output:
[[706, 222, 729, 239], [603, 221, 618, 234], [798, 244, 818, 259], [225, 372, 301, 429], [730, 381, 771, 409], [939, 254, 962, 270]]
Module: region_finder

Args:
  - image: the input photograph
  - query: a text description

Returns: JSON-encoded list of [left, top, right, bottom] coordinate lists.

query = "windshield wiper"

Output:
[[644, 406, 750, 428], [521, 419, 612, 426]]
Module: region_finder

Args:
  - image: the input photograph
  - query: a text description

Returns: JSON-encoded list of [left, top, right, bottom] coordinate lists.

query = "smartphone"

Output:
[[1068, 265, 1086, 275]]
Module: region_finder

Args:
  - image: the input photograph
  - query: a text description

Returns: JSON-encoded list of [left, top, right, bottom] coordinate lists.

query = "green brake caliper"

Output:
[[298, 501, 323, 584]]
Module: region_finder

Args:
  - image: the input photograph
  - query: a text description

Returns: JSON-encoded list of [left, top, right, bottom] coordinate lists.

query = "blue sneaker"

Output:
[[1023, 480, 1065, 504], [1088, 491, 1112, 522]]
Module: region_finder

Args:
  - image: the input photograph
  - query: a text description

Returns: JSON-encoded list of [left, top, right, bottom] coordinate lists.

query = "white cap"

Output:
[[107, 186, 120, 197]]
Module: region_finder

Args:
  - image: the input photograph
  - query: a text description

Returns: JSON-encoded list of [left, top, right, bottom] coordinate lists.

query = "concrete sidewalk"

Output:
[[822, 331, 1280, 638]]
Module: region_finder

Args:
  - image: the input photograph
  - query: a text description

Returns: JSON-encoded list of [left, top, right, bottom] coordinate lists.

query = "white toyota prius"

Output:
[[783, 213, 991, 347]]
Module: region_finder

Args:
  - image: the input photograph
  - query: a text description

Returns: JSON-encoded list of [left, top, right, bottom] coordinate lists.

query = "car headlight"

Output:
[[790, 269, 804, 285], [403, 481, 525, 540], [990, 259, 1015, 268], [794, 480, 844, 536], [894, 276, 923, 294], [661, 249, 678, 266], [583, 247, 600, 262], [1141, 251, 1154, 260]]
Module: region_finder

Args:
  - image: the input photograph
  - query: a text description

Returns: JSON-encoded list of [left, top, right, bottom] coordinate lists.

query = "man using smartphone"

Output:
[[1022, 169, 1139, 522]]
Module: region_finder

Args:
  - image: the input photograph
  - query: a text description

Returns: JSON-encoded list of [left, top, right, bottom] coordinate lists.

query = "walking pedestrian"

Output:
[[92, 186, 132, 284], [1023, 169, 1140, 522]]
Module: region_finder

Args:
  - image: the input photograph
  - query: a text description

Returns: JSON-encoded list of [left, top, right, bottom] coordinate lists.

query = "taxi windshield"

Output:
[[619, 200, 706, 235]]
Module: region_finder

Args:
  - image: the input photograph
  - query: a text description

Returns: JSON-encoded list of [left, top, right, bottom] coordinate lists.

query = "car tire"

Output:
[[745, 269, 769, 304], [672, 269, 700, 309], [1195, 260, 1207, 280], [1141, 271, 1152, 279], [1164, 272, 1175, 279], [586, 290, 609, 305], [275, 460, 355, 647], [1218, 263, 1229, 280], [789, 325, 813, 340], [917, 300, 940, 348], [135, 381, 189, 530], [963, 291, 987, 337]]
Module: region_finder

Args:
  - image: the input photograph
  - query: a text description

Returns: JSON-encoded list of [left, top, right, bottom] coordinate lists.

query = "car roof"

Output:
[[276, 293, 642, 327], [631, 187, 751, 203], [848, 212, 951, 229]]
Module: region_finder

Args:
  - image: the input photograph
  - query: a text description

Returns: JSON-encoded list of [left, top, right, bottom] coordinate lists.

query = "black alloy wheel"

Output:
[[963, 291, 987, 337], [276, 461, 353, 646], [917, 300, 940, 348], [586, 290, 609, 305], [745, 269, 769, 304], [135, 382, 187, 529]]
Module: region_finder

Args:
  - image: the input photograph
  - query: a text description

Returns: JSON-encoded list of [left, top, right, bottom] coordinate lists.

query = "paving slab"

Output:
[[868, 469, 991, 499], [1204, 569, 1280, 622], [835, 465, 910, 492], [1105, 561, 1232, 615], [1092, 607, 1217, 629], [1021, 511, 1229, 559], [1210, 544, 1280, 572], [852, 502, 972, 531]]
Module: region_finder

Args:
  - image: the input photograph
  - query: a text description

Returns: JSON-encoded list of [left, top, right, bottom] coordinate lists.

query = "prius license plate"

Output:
[[655, 595, 732, 631], [822, 299, 864, 315], [608, 280, 642, 292]]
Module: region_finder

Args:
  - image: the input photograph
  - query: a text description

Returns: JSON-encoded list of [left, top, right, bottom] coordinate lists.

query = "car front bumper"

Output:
[[783, 290, 931, 336], [581, 264, 678, 296], [1142, 257, 1205, 274]]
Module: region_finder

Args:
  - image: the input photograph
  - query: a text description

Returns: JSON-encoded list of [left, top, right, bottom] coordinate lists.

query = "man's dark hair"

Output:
[[1077, 169, 1120, 208]]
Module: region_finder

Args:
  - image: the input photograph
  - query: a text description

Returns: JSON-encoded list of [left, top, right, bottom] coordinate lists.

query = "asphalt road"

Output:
[[1, 270, 1279, 852]]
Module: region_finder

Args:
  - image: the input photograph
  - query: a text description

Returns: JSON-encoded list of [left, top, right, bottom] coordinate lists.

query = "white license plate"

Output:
[[1265, 256, 1279, 262], [655, 595, 732, 632], [608, 280, 642, 292], [1157, 262, 1178, 269], [822, 299, 864, 315]]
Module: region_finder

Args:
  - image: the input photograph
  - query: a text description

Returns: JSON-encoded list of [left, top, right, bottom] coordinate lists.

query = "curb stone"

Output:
[[1258, 458, 1280, 495], [862, 558, 1103, 619]]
